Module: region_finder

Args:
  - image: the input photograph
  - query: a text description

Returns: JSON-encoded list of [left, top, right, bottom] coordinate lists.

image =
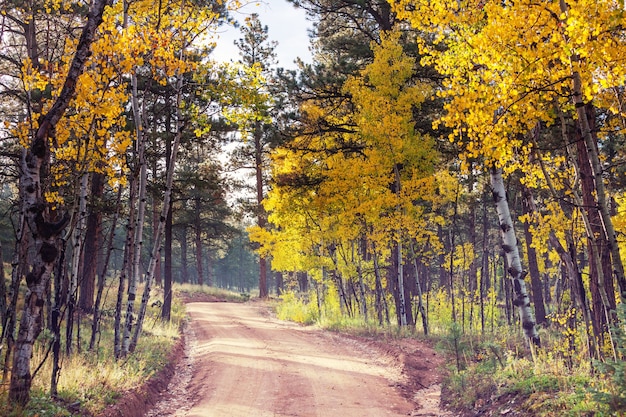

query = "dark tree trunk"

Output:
[[195, 196, 204, 286], [275, 271, 283, 295], [522, 186, 547, 326], [437, 224, 447, 289], [90, 185, 122, 351], [162, 200, 173, 321], [180, 226, 188, 284], [576, 108, 617, 339], [80, 172, 104, 313], [50, 242, 67, 396], [0, 239, 6, 334], [254, 126, 268, 298]]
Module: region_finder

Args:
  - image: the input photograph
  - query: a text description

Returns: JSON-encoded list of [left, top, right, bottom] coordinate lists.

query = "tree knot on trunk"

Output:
[[40, 242, 59, 263], [36, 212, 70, 239]]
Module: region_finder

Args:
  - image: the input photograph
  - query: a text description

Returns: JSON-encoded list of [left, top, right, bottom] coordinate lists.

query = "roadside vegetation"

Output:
[[275, 289, 626, 417], [0, 283, 246, 417]]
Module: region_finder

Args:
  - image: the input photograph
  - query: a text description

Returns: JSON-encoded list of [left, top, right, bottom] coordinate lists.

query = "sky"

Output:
[[211, 0, 314, 69]]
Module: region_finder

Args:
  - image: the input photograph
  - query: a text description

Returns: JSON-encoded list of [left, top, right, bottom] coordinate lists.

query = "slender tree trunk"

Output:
[[114, 177, 136, 359], [576, 107, 617, 337], [254, 125, 268, 298], [409, 243, 428, 335], [162, 199, 173, 321], [438, 225, 448, 290], [0, 239, 5, 335], [447, 183, 461, 326], [80, 172, 104, 313], [180, 227, 188, 284], [131, 74, 184, 348], [67, 173, 89, 355], [3, 214, 26, 381], [152, 136, 162, 288], [50, 241, 66, 396], [372, 245, 389, 325], [547, 113, 615, 354], [396, 241, 407, 326], [195, 196, 204, 286], [121, 72, 148, 358], [9, 0, 110, 404], [90, 185, 122, 351], [490, 167, 539, 346], [206, 249, 213, 287], [356, 246, 368, 321], [567, 54, 626, 294], [521, 186, 547, 326], [480, 187, 490, 335]]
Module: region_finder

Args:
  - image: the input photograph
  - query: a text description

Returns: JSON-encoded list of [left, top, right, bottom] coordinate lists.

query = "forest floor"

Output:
[[99, 299, 455, 417]]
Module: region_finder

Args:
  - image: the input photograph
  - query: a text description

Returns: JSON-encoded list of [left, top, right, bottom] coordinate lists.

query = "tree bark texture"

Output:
[[575, 107, 617, 336], [0, 239, 6, 336], [80, 172, 104, 313], [570, 65, 626, 296], [67, 173, 89, 355], [9, 0, 111, 405], [490, 167, 540, 346], [255, 125, 268, 298], [121, 72, 148, 358], [521, 186, 547, 326], [90, 185, 122, 351], [131, 73, 184, 348], [162, 199, 173, 322]]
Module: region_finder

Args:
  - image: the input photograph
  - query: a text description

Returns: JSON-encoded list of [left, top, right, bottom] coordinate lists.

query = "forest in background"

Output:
[[2, 0, 626, 415]]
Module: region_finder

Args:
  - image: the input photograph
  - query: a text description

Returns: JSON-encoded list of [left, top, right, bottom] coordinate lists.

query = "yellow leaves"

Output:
[[256, 30, 453, 277], [20, 58, 51, 93], [13, 0, 233, 199], [391, 0, 626, 172]]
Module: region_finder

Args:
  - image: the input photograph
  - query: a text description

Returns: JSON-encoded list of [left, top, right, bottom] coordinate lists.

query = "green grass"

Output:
[[174, 282, 250, 302]]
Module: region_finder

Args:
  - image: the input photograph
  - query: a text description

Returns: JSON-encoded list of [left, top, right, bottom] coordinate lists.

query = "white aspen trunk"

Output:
[[490, 167, 540, 345], [9, 0, 109, 404], [121, 72, 147, 358], [130, 73, 184, 351], [66, 173, 88, 355]]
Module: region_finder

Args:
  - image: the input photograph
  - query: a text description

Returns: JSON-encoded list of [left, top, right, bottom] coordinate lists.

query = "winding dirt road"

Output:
[[146, 302, 449, 417]]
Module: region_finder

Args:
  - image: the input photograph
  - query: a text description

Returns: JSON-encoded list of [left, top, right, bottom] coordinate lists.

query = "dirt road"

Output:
[[146, 302, 449, 417]]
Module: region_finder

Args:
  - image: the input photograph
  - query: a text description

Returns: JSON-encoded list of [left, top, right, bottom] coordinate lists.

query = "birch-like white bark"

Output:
[[66, 173, 89, 354], [9, 0, 111, 404], [130, 71, 184, 351], [490, 167, 539, 345]]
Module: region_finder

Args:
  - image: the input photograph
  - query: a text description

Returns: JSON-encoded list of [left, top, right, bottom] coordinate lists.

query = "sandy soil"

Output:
[[100, 300, 453, 417]]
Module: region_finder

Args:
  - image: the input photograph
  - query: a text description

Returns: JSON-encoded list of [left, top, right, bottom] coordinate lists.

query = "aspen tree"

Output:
[[9, 0, 111, 405], [391, 0, 626, 343]]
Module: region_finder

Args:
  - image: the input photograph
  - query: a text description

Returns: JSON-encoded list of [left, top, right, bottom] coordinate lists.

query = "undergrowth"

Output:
[[174, 282, 250, 302], [1, 282, 187, 417], [275, 290, 626, 417]]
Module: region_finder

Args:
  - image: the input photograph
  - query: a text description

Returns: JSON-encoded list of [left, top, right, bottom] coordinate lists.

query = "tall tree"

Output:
[[228, 13, 278, 298], [9, 0, 111, 405]]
